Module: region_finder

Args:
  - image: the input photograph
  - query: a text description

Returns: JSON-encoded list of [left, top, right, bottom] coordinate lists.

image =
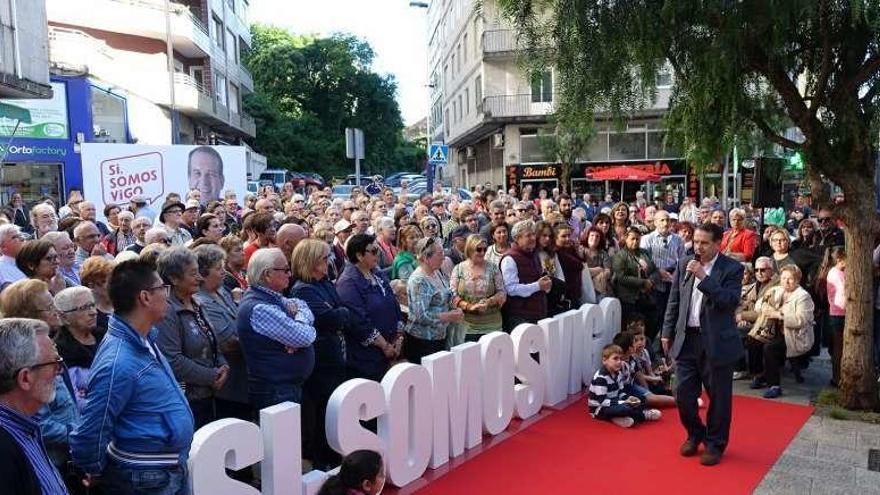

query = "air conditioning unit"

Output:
[[465, 146, 475, 159], [492, 133, 504, 149]]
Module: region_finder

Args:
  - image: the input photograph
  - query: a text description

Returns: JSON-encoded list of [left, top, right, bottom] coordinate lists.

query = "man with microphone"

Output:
[[661, 222, 743, 466]]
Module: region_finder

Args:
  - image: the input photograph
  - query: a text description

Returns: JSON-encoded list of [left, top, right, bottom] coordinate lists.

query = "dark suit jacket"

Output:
[[662, 253, 744, 367]]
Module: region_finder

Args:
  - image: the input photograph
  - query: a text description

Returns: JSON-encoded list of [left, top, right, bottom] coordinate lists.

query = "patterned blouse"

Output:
[[450, 260, 506, 335], [405, 267, 454, 341]]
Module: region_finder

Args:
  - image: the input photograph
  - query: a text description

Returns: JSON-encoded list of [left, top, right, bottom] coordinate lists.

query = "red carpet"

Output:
[[408, 395, 813, 495]]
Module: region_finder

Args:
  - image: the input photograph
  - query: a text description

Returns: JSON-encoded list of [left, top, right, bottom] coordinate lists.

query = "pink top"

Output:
[[826, 266, 846, 316]]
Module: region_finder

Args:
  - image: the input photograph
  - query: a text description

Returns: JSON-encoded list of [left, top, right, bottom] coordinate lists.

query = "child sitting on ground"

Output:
[[625, 316, 674, 396], [613, 331, 678, 409], [588, 343, 662, 428]]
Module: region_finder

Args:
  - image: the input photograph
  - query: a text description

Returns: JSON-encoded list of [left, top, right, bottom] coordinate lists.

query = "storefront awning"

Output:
[[0, 102, 32, 123], [587, 165, 661, 182]]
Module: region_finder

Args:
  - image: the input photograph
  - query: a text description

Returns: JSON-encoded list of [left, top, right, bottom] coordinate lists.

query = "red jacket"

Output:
[[720, 228, 758, 262]]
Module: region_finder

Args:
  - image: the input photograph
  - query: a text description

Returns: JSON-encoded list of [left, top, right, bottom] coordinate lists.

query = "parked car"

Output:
[[331, 184, 359, 200], [343, 174, 378, 186], [246, 181, 260, 194], [258, 169, 295, 190]]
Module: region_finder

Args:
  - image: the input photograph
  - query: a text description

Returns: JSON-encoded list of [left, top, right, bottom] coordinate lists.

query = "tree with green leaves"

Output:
[[244, 25, 425, 178], [497, 0, 880, 409]]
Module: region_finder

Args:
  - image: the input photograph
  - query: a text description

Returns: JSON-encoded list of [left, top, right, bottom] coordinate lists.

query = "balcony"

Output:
[[173, 72, 215, 117], [47, 0, 211, 57], [237, 65, 254, 91], [482, 94, 554, 119], [240, 113, 256, 136], [482, 29, 523, 57]]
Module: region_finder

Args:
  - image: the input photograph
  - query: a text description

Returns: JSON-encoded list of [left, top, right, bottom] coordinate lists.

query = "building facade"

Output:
[[427, 0, 723, 202], [46, 0, 255, 146], [0, 0, 52, 99]]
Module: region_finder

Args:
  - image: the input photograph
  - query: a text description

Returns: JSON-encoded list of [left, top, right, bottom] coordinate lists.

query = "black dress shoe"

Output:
[[700, 449, 722, 466], [680, 438, 701, 457]]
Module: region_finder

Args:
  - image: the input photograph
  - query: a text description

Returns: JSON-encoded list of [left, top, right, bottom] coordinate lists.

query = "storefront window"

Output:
[[520, 134, 553, 163], [609, 132, 646, 160], [91, 87, 127, 143], [1, 162, 62, 206], [647, 131, 680, 159], [581, 133, 609, 161]]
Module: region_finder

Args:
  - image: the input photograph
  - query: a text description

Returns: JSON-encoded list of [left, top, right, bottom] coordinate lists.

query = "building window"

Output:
[[227, 0, 235, 13], [463, 34, 468, 63], [656, 63, 674, 88], [465, 88, 470, 114], [530, 70, 553, 103], [445, 108, 450, 135], [457, 44, 461, 72], [452, 101, 457, 123], [457, 95, 462, 121], [226, 30, 237, 62], [214, 71, 227, 106], [475, 75, 482, 111], [451, 54, 456, 77], [444, 64, 449, 89], [609, 131, 647, 160], [91, 87, 127, 142], [229, 83, 240, 114], [212, 16, 224, 51]]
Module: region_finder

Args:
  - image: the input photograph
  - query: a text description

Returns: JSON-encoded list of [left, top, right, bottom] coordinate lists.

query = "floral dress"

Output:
[[450, 260, 506, 335]]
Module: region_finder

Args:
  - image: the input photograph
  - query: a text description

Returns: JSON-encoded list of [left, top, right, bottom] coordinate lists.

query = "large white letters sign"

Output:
[[189, 300, 621, 493]]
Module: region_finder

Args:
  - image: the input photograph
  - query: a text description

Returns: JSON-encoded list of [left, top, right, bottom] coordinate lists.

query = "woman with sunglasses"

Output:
[[1, 279, 79, 492], [290, 239, 354, 469], [16, 239, 66, 294], [155, 247, 229, 428], [450, 235, 507, 341]]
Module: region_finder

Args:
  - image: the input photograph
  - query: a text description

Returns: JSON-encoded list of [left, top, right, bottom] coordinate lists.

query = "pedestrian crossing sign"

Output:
[[429, 143, 448, 164]]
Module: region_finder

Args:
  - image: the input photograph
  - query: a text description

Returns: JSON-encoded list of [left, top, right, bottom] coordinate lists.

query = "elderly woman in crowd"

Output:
[[79, 256, 115, 334], [53, 286, 102, 411], [156, 246, 229, 428], [239, 247, 316, 410], [485, 222, 510, 267], [43, 230, 80, 288], [336, 234, 404, 381], [404, 237, 464, 363], [375, 217, 398, 271], [767, 226, 797, 272], [749, 265, 814, 399], [738, 258, 779, 378], [17, 238, 66, 294], [581, 227, 613, 298], [1, 279, 77, 485], [720, 208, 759, 262], [192, 244, 251, 424], [219, 234, 248, 294], [450, 234, 506, 341], [612, 227, 660, 341], [391, 224, 422, 282], [291, 239, 355, 469]]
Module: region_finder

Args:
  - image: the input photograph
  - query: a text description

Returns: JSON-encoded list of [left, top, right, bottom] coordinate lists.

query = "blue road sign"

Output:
[[428, 143, 448, 164]]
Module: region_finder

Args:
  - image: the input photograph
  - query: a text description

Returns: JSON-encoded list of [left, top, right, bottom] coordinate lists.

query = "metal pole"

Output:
[[164, 0, 180, 144], [722, 152, 729, 210]]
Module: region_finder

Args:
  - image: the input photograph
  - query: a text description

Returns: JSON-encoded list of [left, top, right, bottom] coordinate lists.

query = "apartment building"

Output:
[[46, 0, 255, 146], [0, 0, 52, 99], [427, 0, 708, 201]]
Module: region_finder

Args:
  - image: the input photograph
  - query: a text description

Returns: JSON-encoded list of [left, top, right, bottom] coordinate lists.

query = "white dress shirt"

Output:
[[687, 253, 719, 328], [500, 255, 542, 298]]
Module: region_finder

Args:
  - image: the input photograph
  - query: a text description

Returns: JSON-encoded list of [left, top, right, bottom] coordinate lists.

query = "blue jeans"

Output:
[[249, 382, 304, 411], [102, 462, 186, 495], [595, 402, 646, 423]]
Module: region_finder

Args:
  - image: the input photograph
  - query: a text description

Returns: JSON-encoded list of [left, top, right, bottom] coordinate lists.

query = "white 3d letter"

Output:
[[479, 332, 515, 434], [326, 378, 386, 456], [510, 323, 546, 419], [580, 303, 604, 385], [380, 363, 433, 487], [261, 403, 301, 495], [189, 418, 262, 495]]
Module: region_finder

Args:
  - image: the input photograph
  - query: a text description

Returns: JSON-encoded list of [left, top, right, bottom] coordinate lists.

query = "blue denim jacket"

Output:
[[33, 374, 79, 468], [70, 315, 194, 475]]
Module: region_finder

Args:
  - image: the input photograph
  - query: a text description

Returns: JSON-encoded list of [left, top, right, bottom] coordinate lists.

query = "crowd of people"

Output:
[[0, 180, 861, 493]]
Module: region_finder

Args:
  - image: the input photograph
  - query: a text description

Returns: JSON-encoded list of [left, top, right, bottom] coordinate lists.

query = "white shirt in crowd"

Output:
[[687, 253, 718, 328]]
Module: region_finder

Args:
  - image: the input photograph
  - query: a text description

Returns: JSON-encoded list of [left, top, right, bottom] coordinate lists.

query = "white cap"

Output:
[[333, 219, 352, 234]]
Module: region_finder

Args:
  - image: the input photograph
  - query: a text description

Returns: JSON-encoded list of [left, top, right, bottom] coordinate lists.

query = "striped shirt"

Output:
[[0, 402, 68, 494], [587, 366, 632, 417], [249, 285, 316, 349], [640, 231, 685, 292]]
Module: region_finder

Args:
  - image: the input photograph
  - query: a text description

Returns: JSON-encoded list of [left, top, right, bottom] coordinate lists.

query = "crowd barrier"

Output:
[[187, 298, 622, 494]]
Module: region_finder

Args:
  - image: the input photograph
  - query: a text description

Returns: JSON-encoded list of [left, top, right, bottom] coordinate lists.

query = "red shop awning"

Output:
[[587, 165, 662, 182]]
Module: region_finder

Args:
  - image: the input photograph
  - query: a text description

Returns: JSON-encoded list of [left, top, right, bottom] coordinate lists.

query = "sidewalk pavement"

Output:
[[744, 351, 880, 495]]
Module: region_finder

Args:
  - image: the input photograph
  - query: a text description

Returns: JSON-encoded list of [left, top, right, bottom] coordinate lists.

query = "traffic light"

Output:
[[786, 151, 804, 171]]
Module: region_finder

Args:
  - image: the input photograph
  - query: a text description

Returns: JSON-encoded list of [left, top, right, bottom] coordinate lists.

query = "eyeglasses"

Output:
[[756, 268, 773, 272], [14, 356, 64, 377], [63, 302, 96, 314], [270, 266, 291, 274], [144, 284, 171, 295]]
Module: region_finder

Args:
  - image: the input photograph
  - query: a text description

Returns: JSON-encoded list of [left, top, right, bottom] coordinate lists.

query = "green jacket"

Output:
[[391, 250, 417, 281], [611, 248, 660, 304]]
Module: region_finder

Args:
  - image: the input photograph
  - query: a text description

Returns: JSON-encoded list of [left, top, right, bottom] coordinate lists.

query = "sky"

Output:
[[250, 0, 429, 126]]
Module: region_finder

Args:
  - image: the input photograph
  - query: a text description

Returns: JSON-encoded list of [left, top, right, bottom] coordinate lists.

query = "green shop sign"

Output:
[[0, 82, 68, 140]]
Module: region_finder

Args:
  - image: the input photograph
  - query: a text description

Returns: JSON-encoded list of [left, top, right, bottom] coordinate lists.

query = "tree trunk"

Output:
[[837, 174, 879, 410]]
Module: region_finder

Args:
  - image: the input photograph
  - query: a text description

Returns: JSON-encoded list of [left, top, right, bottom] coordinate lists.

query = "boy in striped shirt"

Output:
[[588, 343, 662, 428]]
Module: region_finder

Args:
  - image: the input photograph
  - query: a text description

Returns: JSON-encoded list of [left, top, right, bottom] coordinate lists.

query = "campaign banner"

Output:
[[0, 82, 69, 139], [81, 143, 247, 221]]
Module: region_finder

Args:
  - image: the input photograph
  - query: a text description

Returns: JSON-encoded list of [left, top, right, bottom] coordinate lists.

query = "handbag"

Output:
[[748, 292, 781, 344]]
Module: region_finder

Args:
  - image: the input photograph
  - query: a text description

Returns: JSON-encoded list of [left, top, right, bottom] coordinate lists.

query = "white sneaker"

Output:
[[644, 409, 662, 421], [611, 417, 635, 428], [698, 398, 705, 408], [733, 371, 748, 380]]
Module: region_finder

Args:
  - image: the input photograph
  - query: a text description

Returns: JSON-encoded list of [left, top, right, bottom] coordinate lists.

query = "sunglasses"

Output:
[[475, 246, 487, 254], [819, 217, 833, 223]]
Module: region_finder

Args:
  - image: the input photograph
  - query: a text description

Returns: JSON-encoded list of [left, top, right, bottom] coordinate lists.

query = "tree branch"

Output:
[[836, 52, 880, 101], [746, 110, 804, 150], [811, 0, 833, 116]]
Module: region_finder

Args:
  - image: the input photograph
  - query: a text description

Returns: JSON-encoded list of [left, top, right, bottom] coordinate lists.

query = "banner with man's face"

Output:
[[81, 143, 247, 221]]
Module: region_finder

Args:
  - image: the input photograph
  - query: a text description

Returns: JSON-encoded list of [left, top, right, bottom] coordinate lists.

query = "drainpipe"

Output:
[[165, 0, 180, 144], [10, 0, 22, 77]]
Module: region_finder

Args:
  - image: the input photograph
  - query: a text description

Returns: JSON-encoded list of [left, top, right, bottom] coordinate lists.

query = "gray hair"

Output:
[[54, 286, 94, 313], [73, 221, 97, 240], [30, 203, 56, 223], [193, 244, 226, 277], [0, 318, 48, 394], [376, 217, 395, 231], [247, 247, 284, 286], [117, 210, 134, 222], [511, 219, 536, 240], [132, 216, 152, 229], [145, 226, 170, 245], [728, 208, 746, 220], [414, 237, 441, 261], [754, 256, 774, 270], [156, 246, 197, 285], [0, 224, 20, 245], [41, 230, 70, 245]]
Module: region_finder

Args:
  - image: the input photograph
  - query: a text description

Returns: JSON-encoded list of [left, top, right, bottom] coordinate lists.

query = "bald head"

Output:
[[276, 223, 306, 258], [255, 199, 276, 215]]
